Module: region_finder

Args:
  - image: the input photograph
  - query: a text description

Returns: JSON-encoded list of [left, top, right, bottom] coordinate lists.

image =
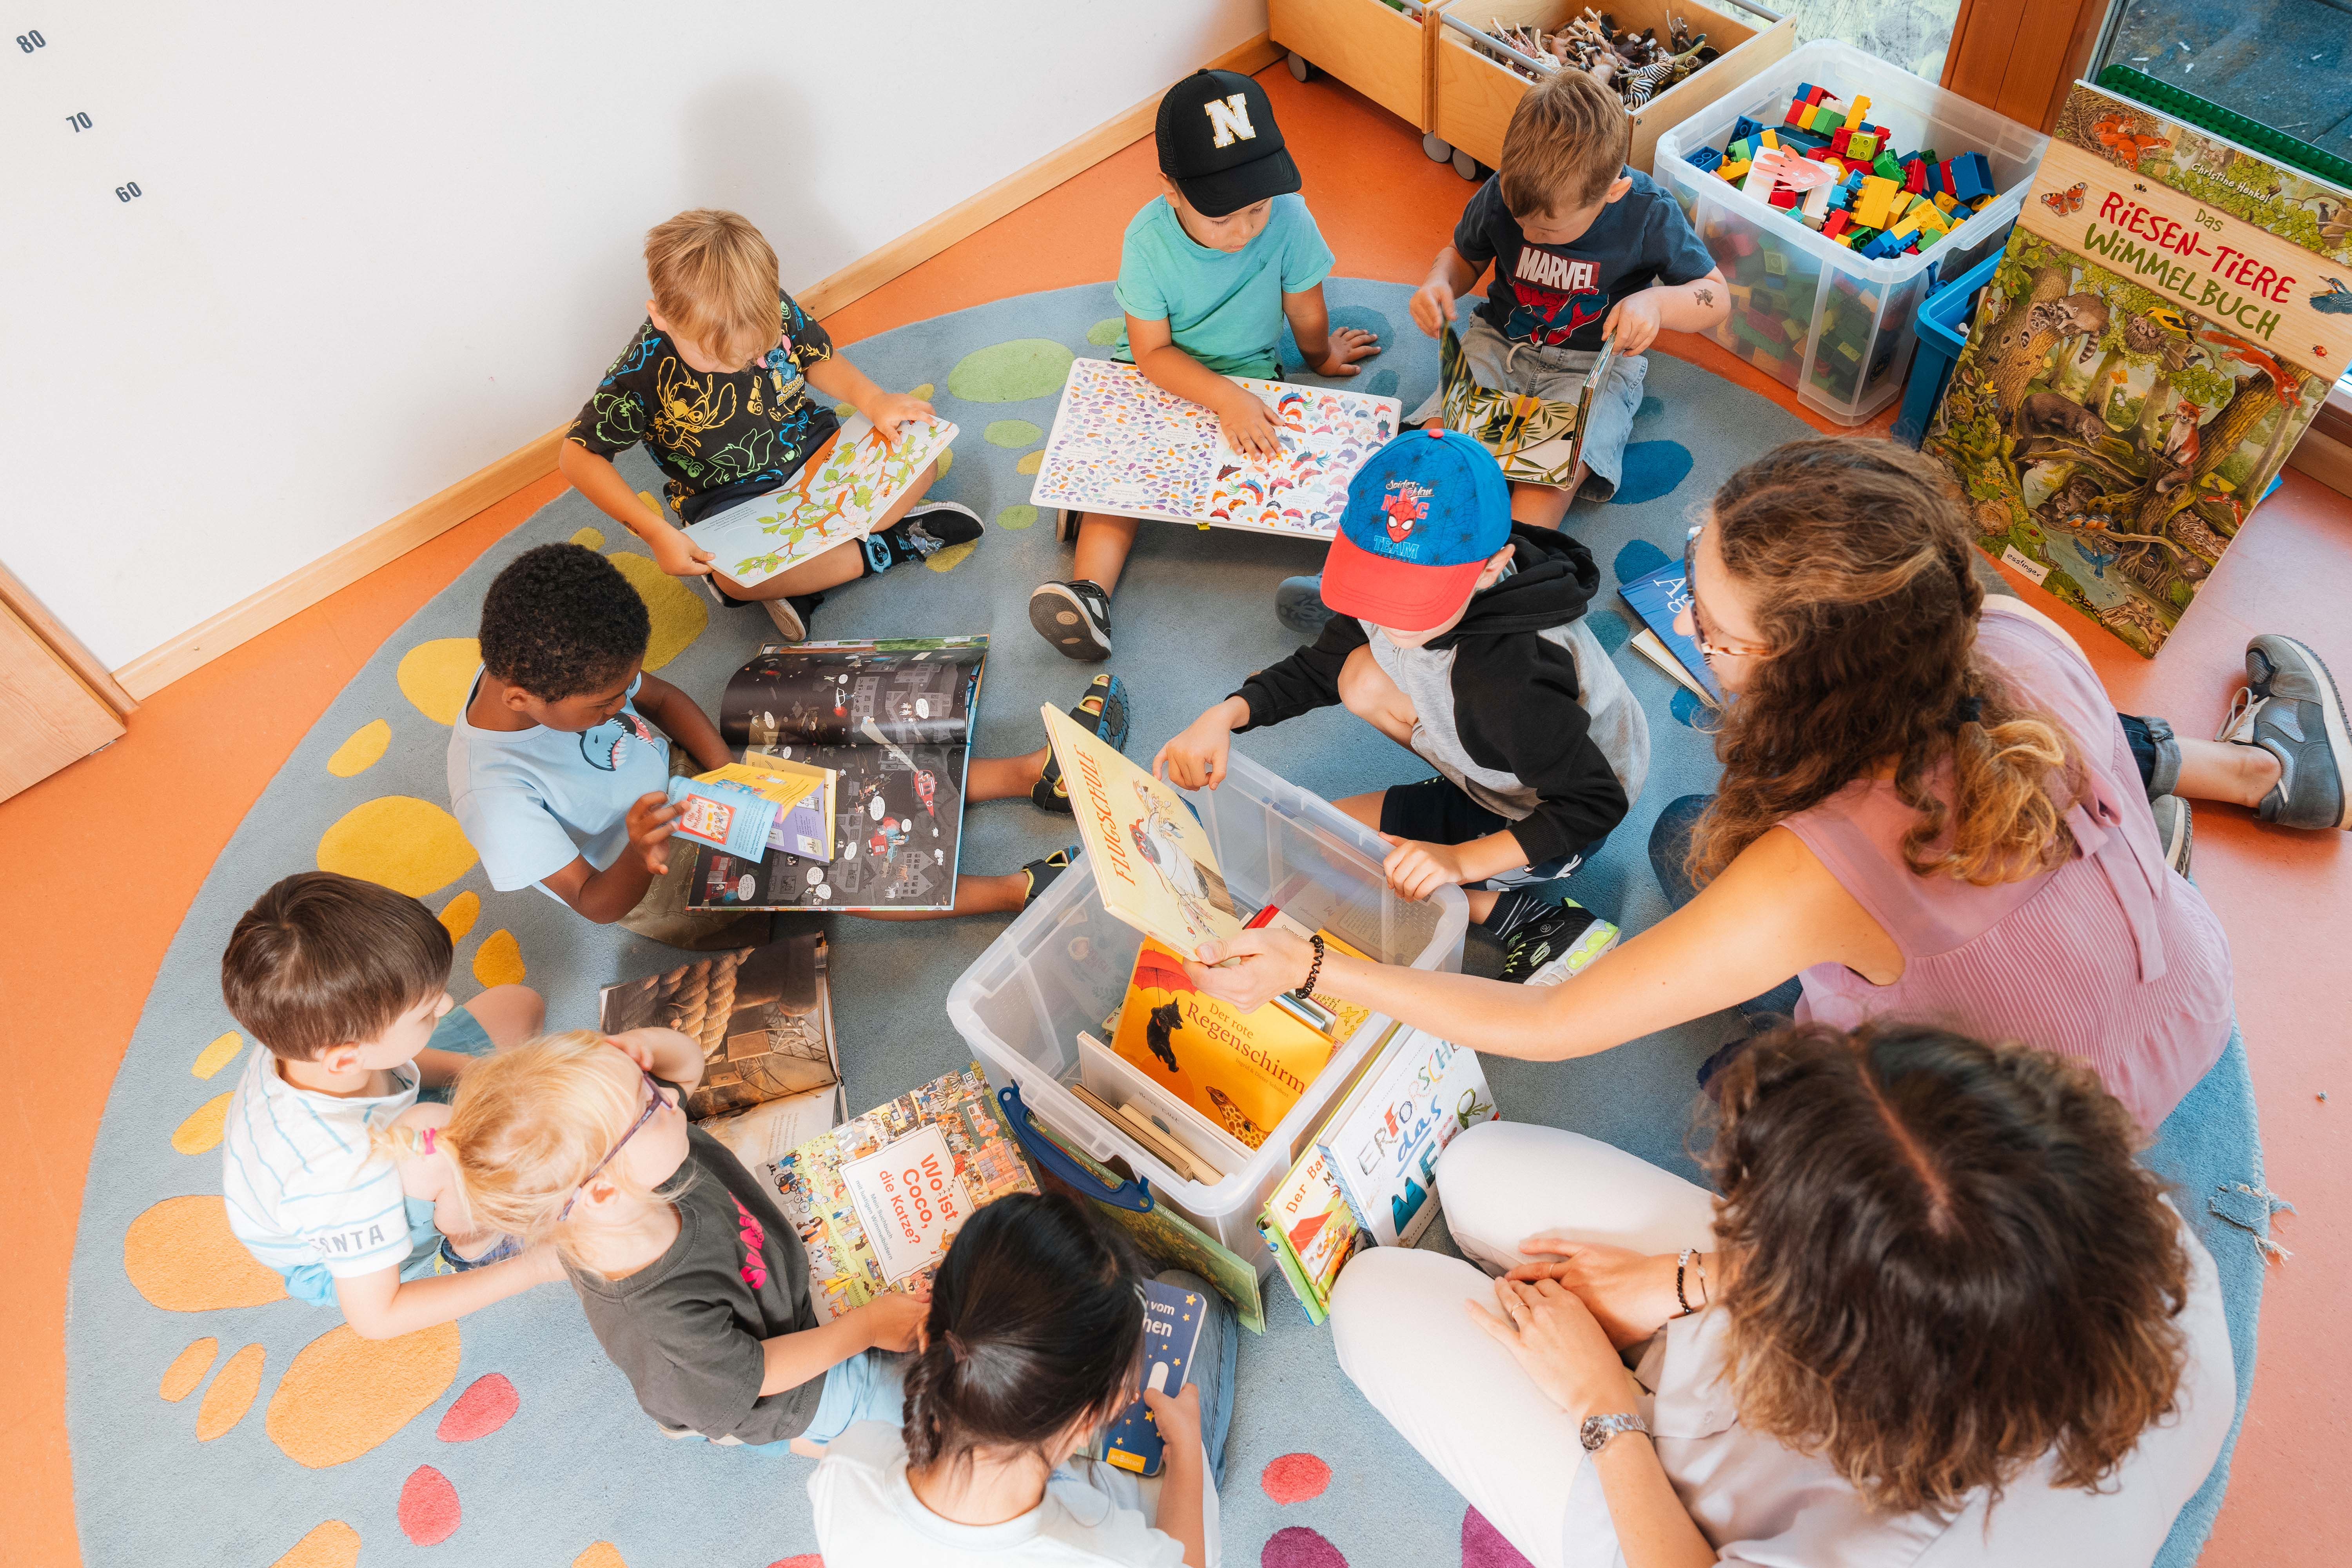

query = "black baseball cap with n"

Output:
[[1156, 69, 1301, 218]]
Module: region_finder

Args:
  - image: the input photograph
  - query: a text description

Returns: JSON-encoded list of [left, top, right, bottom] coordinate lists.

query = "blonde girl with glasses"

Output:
[[429, 1029, 926, 1454]]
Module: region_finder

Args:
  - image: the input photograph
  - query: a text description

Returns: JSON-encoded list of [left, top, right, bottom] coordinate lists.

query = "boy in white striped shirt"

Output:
[[219, 872, 559, 1337]]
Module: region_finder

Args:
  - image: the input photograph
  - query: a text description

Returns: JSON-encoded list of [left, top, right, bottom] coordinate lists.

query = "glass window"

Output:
[[2092, 0, 2352, 160], [1771, 0, 1961, 81]]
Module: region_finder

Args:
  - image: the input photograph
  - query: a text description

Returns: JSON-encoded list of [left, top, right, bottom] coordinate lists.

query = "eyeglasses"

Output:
[[557, 1058, 671, 1221], [1681, 524, 1773, 662]]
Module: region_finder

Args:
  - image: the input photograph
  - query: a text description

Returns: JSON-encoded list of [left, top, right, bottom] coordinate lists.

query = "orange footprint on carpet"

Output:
[[399, 1465, 461, 1545], [267, 1321, 462, 1468], [574, 1544, 629, 1568], [160, 1337, 219, 1402], [270, 1521, 361, 1568], [1261, 1452, 1333, 1505], [125, 1196, 287, 1310], [196, 1342, 266, 1439], [437, 1373, 519, 1441]]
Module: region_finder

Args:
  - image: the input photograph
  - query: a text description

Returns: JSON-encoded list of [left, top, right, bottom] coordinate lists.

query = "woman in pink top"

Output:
[[1190, 439, 2348, 1128]]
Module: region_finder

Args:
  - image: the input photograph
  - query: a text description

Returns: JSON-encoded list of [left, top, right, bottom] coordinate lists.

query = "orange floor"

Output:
[[3, 65, 2341, 1566]]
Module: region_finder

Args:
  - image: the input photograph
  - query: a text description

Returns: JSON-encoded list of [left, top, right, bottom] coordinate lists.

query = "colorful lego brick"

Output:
[[1727, 282, 1751, 307], [1783, 99, 1809, 127], [1759, 129, 1780, 150], [1727, 136, 1753, 162], [1846, 131, 1879, 161], [1931, 190, 1958, 215], [1869, 151, 1900, 181], [1690, 146, 1723, 173], [1761, 247, 1789, 276], [1953, 152, 1993, 202], [1717, 158, 1751, 183], [1844, 95, 1872, 130], [1800, 181, 1835, 225], [1831, 127, 1853, 155], [1793, 82, 1835, 106], [1821, 210, 1851, 239], [1852, 175, 1899, 229], [1781, 126, 1831, 151], [1902, 160, 1927, 194], [1732, 115, 1768, 142], [1940, 160, 1958, 198]]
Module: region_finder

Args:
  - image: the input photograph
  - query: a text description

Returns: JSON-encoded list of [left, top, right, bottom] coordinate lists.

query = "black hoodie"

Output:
[[1234, 524, 1634, 866]]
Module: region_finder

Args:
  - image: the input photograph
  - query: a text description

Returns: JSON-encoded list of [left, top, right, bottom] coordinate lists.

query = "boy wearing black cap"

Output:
[[1156, 429, 1649, 984], [1030, 68, 1380, 661]]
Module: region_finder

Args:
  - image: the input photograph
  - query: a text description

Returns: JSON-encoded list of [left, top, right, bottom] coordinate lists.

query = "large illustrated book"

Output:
[[1923, 82, 2352, 656], [763, 1063, 1035, 1323], [680, 413, 958, 589], [1440, 323, 1619, 486], [596, 934, 842, 1123], [1617, 555, 1723, 706], [1028, 358, 1399, 537], [691, 638, 985, 912], [1316, 1027, 1497, 1250]]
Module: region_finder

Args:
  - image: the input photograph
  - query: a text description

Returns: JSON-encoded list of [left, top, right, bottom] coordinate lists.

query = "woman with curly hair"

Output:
[[1330, 1020, 2232, 1568], [1184, 438, 2303, 1128]]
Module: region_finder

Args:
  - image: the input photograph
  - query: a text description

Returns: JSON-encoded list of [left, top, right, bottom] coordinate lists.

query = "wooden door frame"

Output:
[[1940, 0, 2109, 132]]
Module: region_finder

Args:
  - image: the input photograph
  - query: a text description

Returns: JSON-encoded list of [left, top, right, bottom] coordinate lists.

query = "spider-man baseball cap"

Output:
[[1320, 428, 1513, 631]]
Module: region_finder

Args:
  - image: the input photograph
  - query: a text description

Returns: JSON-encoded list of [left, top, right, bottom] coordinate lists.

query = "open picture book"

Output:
[[679, 413, 958, 590], [1441, 321, 1619, 486], [1028, 358, 1399, 536], [689, 638, 985, 913]]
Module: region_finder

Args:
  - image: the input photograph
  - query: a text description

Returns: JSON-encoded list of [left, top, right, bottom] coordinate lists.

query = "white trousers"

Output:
[[1328, 1122, 1719, 1568]]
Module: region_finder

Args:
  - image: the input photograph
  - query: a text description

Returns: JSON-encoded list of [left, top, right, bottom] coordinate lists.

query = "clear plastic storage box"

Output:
[[946, 749, 1468, 1271], [1653, 39, 2047, 425]]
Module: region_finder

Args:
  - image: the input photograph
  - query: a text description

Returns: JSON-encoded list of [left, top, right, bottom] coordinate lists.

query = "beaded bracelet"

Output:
[[1675, 1247, 1699, 1316], [1292, 932, 1326, 1001]]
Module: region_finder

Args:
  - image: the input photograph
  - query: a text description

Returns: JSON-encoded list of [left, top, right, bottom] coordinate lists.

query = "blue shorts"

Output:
[[801, 1349, 908, 1446]]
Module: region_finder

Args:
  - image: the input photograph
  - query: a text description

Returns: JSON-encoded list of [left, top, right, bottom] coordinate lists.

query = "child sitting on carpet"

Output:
[[1158, 429, 1648, 984], [218, 872, 559, 1337], [1029, 67, 1379, 661], [810, 1191, 1233, 1568], [447, 544, 1116, 946], [434, 1030, 922, 1453], [558, 207, 980, 644]]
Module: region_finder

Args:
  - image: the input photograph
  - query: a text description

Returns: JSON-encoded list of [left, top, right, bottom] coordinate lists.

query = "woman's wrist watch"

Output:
[[1579, 1411, 1650, 1453]]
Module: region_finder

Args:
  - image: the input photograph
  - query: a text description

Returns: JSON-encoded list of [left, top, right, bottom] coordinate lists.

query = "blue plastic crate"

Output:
[[1891, 245, 2001, 445]]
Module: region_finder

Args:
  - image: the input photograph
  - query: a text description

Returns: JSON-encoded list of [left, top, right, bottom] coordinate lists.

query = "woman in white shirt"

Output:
[[1332, 1019, 2232, 1568]]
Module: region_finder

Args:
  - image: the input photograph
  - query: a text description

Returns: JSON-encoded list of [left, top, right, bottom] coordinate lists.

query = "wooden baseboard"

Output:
[[0, 561, 136, 718], [2287, 421, 2352, 498], [113, 428, 567, 700], [108, 32, 1280, 701]]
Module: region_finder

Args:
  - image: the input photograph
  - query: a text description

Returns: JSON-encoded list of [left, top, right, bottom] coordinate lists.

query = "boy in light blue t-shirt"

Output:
[[1029, 69, 1379, 662]]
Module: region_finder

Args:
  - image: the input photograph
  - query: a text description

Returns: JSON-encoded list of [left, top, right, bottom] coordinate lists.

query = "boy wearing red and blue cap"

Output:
[[1156, 429, 1649, 981]]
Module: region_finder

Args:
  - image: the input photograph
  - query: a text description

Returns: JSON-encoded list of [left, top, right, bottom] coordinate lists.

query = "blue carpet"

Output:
[[65, 281, 2266, 1567]]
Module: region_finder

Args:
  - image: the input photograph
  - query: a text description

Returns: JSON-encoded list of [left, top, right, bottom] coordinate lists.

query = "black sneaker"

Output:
[[1020, 846, 1081, 907], [1035, 674, 1130, 813], [1495, 895, 1621, 985], [1275, 574, 1337, 636], [2220, 633, 2350, 829], [864, 502, 983, 574], [2151, 794, 2193, 877], [1029, 580, 1113, 661]]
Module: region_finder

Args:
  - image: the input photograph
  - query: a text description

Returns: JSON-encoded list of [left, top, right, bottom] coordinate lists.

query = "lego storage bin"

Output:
[[1653, 39, 2047, 424], [1433, 0, 1795, 177], [1272, 0, 1448, 139], [945, 748, 1468, 1271]]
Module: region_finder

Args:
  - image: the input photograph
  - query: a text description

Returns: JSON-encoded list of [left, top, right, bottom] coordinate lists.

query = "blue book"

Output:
[[663, 776, 781, 860], [1617, 557, 1722, 706], [1102, 1278, 1208, 1477]]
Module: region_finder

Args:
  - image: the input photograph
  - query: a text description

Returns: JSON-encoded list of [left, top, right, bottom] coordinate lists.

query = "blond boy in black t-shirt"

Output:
[[559, 209, 981, 642]]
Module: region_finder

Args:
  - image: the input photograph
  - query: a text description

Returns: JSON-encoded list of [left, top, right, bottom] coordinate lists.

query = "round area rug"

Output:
[[66, 281, 2270, 1567]]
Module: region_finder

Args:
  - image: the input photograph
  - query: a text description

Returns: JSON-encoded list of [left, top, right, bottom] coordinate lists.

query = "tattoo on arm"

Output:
[[1694, 287, 1715, 308]]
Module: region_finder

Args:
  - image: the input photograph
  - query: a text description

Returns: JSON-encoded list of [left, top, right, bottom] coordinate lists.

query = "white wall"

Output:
[[0, 0, 1264, 670]]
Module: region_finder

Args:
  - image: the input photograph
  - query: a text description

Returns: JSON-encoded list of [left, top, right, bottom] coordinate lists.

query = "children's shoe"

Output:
[[1020, 846, 1081, 907], [861, 502, 984, 575], [2150, 794, 2193, 877], [1034, 674, 1131, 813], [1275, 575, 1338, 636], [1030, 580, 1114, 661], [1490, 891, 1620, 985], [437, 1232, 524, 1272], [2218, 633, 2351, 829], [762, 595, 808, 643], [1055, 507, 1082, 544]]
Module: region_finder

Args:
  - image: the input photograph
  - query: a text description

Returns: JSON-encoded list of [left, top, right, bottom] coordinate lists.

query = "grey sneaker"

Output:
[[761, 595, 806, 642], [1275, 574, 1338, 636], [1029, 579, 1113, 661], [2150, 794, 2193, 877], [2218, 635, 2350, 829]]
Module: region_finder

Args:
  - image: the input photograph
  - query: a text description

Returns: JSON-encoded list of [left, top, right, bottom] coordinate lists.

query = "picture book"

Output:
[[1112, 933, 1372, 1151], [597, 935, 840, 1123], [1316, 1028, 1497, 1250], [1012, 1094, 1266, 1335], [1258, 1143, 1370, 1326], [1076, 1031, 1252, 1183], [1103, 1278, 1210, 1477], [1440, 323, 1619, 486], [692, 638, 985, 912], [681, 413, 959, 589], [764, 1064, 1035, 1323], [1617, 555, 1722, 705], [1028, 358, 1400, 536], [664, 775, 781, 860], [1924, 81, 2352, 656], [1628, 630, 1718, 710], [699, 1087, 842, 1180], [699, 755, 835, 863], [1041, 704, 1242, 955]]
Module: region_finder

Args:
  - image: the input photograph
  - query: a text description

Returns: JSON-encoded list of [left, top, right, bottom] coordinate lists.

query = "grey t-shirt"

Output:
[[567, 1119, 825, 1445]]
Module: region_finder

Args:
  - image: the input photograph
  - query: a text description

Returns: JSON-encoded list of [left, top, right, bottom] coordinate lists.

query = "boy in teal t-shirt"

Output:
[[1029, 69, 1378, 661]]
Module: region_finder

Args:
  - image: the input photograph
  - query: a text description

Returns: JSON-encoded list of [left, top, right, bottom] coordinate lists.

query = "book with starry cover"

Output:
[[690, 637, 984, 911], [762, 1063, 1036, 1323], [1102, 1277, 1210, 1477]]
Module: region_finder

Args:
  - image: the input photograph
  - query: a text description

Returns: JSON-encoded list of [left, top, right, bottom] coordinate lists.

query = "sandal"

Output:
[[1020, 846, 1081, 907], [1033, 673, 1130, 814]]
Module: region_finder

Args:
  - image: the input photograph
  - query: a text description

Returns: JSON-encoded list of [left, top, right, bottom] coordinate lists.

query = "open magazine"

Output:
[[680, 414, 958, 590], [1441, 322, 1617, 485], [1029, 358, 1399, 536], [689, 637, 985, 912]]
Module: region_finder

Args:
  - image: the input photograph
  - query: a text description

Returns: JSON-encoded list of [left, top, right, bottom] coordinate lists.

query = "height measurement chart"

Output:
[[1029, 359, 1399, 537]]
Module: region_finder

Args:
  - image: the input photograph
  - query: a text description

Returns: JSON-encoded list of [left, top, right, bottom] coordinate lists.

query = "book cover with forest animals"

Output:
[[1924, 81, 2352, 656]]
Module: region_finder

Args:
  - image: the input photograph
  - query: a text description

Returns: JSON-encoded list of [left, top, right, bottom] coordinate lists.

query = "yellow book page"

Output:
[[699, 760, 825, 812], [715, 753, 836, 862], [1111, 938, 1338, 1149], [1042, 704, 1241, 955]]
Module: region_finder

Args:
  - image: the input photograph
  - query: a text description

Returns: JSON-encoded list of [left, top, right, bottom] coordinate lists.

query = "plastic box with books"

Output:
[[945, 748, 1468, 1271], [1652, 40, 2047, 425]]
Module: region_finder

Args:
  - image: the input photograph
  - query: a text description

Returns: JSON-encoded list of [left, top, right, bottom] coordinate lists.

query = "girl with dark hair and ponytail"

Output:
[[1179, 436, 2329, 1132], [809, 1191, 1236, 1567]]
